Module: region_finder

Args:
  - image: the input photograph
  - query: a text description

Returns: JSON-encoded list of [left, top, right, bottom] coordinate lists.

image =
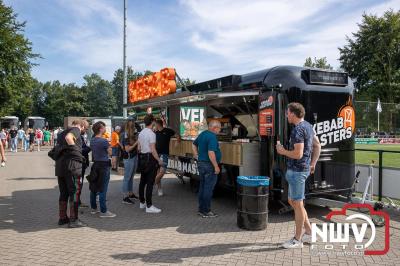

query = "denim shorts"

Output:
[[159, 154, 168, 171], [285, 169, 310, 201], [112, 147, 119, 157]]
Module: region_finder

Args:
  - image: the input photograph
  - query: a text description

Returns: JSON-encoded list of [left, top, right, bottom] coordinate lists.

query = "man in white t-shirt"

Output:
[[138, 114, 163, 213]]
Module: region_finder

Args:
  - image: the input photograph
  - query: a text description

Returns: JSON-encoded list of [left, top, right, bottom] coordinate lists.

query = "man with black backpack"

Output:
[[55, 119, 88, 228]]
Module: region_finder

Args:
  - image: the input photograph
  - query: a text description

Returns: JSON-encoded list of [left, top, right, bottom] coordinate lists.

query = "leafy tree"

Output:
[[0, 1, 39, 118], [82, 73, 116, 117], [304, 57, 333, 70], [63, 83, 87, 117], [178, 77, 196, 89], [339, 10, 400, 103]]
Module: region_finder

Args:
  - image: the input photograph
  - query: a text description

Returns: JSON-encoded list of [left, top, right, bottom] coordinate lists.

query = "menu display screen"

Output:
[[179, 107, 207, 140]]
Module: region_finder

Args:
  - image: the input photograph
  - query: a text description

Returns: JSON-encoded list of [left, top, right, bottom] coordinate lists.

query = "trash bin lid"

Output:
[[237, 176, 269, 187]]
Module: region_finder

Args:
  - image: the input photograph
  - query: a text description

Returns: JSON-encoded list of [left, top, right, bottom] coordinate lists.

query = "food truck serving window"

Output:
[[302, 69, 348, 86]]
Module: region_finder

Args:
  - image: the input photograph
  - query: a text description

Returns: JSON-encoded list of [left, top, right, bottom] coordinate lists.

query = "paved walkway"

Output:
[[0, 150, 399, 265]]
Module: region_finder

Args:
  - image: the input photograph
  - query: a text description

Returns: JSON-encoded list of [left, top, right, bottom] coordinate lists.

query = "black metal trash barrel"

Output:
[[237, 176, 270, 230]]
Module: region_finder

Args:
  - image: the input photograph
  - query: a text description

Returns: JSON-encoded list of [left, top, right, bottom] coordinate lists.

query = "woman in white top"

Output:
[[137, 114, 163, 213]]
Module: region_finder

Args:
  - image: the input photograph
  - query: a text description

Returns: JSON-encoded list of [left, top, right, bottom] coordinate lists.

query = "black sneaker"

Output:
[[122, 197, 135, 204], [201, 211, 218, 218], [68, 219, 87, 228], [128, 193, 139, 199], [58, 217, 70, 226]]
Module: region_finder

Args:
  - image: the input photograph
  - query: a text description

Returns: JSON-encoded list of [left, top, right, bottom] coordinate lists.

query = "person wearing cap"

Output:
[[110, 126, 122, 171]]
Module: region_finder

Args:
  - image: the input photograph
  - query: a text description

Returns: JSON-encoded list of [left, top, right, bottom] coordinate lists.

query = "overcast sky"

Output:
[[5, 0, 400, 84]]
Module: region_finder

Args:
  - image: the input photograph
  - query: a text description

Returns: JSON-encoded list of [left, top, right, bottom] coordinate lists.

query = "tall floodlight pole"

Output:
[[122, 0, 128, 118]]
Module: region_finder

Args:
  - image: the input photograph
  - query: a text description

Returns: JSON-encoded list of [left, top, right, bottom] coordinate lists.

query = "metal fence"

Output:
[[355, 149, 400, 201], [355, 101, 400, 136]]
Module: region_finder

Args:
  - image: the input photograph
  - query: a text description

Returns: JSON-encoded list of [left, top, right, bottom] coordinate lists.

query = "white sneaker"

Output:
[[146, 205, 161, 213], [302, 233, 312, 244], [282, 237, 303, 249], [157, 189, 164, 197], [90, 209, 99, 215], [139, 202, 146, 209], [99, 211, 116, 218], [1, 161, 5, 167]]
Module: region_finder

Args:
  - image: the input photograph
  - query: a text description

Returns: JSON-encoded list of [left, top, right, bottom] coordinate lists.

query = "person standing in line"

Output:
[[137, 114, 163, 213], [9, 127, 18, 152], [276, 102, 321, 249], [28, 128, 35, 152], [154, 119, 177, 196], [55, 120, 86, 228], [192, 120, 222, 218], [79, 122, 91, 208], [17, 127, 25, 150], [121, 120, 139, 204], [89, 121, 116, 218], [110, 126, 122, 171], [0, 140, 6, 167]]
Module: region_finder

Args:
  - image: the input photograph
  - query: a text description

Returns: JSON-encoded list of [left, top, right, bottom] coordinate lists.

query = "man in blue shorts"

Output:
[[276, 102, 321, 249]]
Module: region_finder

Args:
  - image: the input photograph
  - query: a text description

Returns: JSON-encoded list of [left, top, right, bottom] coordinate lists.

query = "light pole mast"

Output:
[[122, 0, 128, 118]]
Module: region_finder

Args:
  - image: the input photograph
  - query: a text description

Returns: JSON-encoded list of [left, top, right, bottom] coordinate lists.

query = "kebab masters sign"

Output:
[[314, 98, 355, 147]]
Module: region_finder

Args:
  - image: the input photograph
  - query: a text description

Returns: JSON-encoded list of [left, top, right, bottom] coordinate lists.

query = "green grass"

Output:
[[355, 144, 400, 168]]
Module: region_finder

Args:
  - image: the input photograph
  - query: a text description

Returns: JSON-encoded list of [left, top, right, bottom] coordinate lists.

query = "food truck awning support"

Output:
[[125, 90, 259, 110], [175, 72, 189, 91]]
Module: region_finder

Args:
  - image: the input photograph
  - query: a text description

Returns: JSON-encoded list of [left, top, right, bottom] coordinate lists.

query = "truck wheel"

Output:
[[190, 178, 199, 193]]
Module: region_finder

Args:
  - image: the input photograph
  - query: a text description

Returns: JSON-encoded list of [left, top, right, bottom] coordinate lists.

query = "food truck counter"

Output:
[[169, 138, 260, 176]]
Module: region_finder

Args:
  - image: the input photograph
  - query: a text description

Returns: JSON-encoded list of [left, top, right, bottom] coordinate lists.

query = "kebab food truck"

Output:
[[126, 66, 356, 209]]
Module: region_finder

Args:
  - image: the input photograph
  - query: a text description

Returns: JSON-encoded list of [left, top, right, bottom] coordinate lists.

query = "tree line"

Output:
[[305, 10, 400, 104]]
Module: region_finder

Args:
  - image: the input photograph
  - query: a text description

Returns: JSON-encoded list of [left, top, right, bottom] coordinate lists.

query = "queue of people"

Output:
[[49, 102, 321, 251]]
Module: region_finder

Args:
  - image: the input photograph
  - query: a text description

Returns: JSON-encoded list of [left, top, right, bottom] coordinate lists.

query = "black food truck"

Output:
[[126, 66, 355, 210]]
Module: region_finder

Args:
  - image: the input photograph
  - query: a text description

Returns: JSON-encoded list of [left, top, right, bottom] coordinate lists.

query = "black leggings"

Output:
[[139, 154, 158, 207]]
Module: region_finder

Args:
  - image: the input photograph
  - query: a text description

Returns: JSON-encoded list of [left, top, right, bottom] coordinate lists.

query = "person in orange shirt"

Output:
[[110, 126, 122, 170]]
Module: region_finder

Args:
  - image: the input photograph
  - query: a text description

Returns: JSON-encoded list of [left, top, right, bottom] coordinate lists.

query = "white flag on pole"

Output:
[[376, 98, 382, 113]]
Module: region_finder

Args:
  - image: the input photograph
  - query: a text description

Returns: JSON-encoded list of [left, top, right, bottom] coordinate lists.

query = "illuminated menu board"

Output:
[[180, 106, 207, 140], [128, 68, 177, 103]]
